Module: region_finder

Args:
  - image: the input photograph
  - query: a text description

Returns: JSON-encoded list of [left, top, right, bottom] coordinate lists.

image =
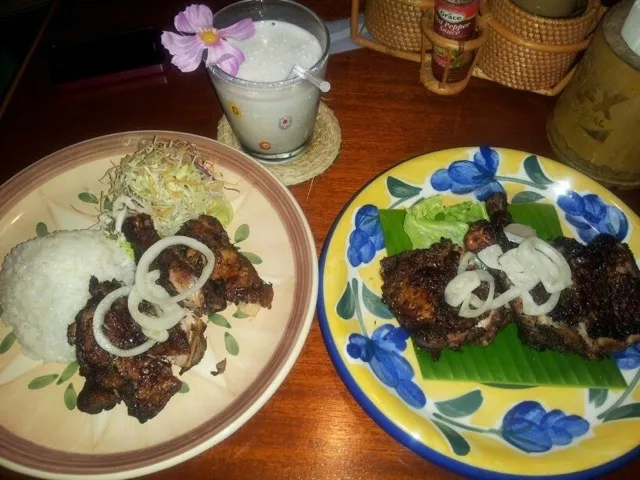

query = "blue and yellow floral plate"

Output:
[[318, 147, 640, 479]]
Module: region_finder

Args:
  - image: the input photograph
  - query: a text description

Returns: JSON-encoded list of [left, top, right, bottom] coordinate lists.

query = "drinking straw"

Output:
[[290, 65, 331, 92]]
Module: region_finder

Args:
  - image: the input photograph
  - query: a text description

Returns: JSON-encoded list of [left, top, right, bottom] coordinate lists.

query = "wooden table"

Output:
[[0, 1, 638, 479]]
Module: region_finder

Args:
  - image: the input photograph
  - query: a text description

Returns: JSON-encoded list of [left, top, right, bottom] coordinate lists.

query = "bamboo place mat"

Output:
[[216, 102, 342, 186]]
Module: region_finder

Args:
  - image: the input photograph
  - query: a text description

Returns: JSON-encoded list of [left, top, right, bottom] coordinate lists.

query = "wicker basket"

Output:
[[478, 0, 601, 90], [364, 0, 432, 53]]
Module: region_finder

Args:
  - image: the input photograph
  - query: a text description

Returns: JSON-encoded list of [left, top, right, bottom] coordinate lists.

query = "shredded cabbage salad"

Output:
[[102, 138, 233, 237]]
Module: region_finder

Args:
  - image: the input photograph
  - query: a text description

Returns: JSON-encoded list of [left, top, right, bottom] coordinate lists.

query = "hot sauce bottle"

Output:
[[431, 0, 480, 83]]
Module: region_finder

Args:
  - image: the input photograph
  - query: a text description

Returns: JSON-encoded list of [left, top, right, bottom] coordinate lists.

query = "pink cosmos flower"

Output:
[[161, 4, 255, 76]]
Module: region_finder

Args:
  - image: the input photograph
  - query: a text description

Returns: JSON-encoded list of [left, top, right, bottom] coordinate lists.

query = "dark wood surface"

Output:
[[0, 1, 638, 479]]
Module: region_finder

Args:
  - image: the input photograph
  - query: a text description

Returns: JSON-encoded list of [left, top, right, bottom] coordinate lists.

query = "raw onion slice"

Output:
[[504, 223, 536, 244], [127, 282, 185, 331], [446, 231, 573, 318], [142, 328, 169, 342], [490, 286, 522, 308], [135, 236, 215, 305], [526, 238, 572, 292], [93, 286, 156, 357], [478, 244, 503, 270], [445, 271, 480, 307], [459, 270, 495, 318], [458, 252, 478, 275]]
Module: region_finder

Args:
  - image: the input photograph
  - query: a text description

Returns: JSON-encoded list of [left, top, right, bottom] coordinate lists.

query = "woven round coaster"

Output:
[[216, 102, 341, 186]]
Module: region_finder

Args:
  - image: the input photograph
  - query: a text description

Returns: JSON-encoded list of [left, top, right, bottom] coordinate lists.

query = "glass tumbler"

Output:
[[208, 0, 330, 162]]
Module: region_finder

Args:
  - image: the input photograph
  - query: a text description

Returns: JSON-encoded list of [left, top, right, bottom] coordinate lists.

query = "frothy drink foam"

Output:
[[229, 20, 322, 82]]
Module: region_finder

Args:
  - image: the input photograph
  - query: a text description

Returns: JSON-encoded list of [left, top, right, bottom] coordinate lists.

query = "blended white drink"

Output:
[[212, 20, 326, 159]]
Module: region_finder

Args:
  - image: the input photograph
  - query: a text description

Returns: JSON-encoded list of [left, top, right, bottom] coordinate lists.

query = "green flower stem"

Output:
[[432, 412, 499, 435], [494, 175, 548, 190], [597, 368, 640, 420], [353, 278, 368, 337]]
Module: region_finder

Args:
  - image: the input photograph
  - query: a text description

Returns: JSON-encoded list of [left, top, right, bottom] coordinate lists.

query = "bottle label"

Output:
[[431, 0, 480, 83]]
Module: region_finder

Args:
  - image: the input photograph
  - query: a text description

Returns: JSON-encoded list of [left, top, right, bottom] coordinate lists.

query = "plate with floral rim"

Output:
[[317, 147, 640, 479], [0, 131, 318, 479]]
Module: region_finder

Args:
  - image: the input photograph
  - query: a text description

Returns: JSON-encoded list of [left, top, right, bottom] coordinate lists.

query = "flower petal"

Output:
[[169, 40, 206, 72], [430, 168, 452, 191], [473, 147, 500, 176], [540, 409, 564, 429], [547, 424, 573, 446], [396, 380, 427, 409], [475, 180, 505, 201], [348, 334, 374, 361], [577, 225, 598, 243], [597, 206, 629, 241], [347, 244, 361, 267], [557, 191, 585, 216], [355, 205, 380, 236], [357, 238, 376, 264], [388, 352, 414, 381], [373, 325, 408, 353], [174, 4, 213, 33], [502, 421, 552, 453], [554, 415, 589, 438], [565, 214, 591, 230], [217, 18, 255, 40], [206, 40, 245, 76], [582, 194, 606, 224], [449, 160, 489, 187], [349, 229, 369, 249], [505, 401, 546, 424], [613, 344, 640, 370], [450, 181, 478, 195], [389, 326, 410, 351], [370, 230, 385, 251], [370, 350, 399, 388], [346, 343, 361, 360], [372, 324, 395, 343], [161, 32, 200, 55], [217, 54, 241, 77], [348, 333, 369, 347]]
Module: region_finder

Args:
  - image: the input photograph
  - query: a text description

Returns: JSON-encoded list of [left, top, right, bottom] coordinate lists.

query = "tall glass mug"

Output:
[[208, 0, 330, 162]]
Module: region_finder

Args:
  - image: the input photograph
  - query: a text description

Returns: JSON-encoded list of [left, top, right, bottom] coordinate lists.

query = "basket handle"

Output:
[[480, 2, 592, 54], [394, 0, 434, 7]]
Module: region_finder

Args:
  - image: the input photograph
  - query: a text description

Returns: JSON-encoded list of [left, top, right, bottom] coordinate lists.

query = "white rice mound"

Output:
[[0, 230, 135, 363]]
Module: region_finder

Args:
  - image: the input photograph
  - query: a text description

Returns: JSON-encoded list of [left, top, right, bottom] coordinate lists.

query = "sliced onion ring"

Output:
[[445, 271, 481, 307], [521, 290, 561, 316], [504, 223, 536, 244], [458, 252, 478, 275], [135, 235, 215, 305], [459, 270, 495, 318], [127, 282, 185, 331], [93, 286, 156, 357], [478, 244, 503, 270]]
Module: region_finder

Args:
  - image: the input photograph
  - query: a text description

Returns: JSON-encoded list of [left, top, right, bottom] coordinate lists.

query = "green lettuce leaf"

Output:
[[403, 196, 487, 249]]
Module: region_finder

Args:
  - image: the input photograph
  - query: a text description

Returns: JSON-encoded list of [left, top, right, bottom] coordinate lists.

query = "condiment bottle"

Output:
[[431, 0, 480, 83]]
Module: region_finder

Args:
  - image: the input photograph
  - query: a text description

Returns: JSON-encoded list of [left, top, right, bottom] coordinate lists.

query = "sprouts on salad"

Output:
[[101, 138, 233, 237]]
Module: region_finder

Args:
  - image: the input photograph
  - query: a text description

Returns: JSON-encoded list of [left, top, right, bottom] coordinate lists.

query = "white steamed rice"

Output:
[[0, 230, 135, 363]]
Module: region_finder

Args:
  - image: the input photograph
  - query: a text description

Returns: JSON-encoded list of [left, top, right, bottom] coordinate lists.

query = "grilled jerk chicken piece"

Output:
[[122, 214, 160, 263], [471, 193, 640, 359], [122, 214, 227, 315], [68, 277, 200, 422], [153, 246, 228, 315], [177, 215, 274, 309], [380, 239, 511, 358], [123, 213, 274, 312], [517, 234, 640, 359]]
